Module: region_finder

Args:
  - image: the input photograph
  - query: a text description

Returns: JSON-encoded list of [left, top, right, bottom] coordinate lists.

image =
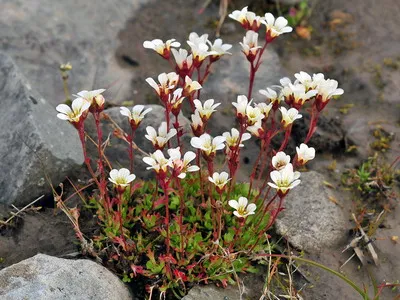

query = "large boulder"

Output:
[[0, 254, 132, 300], [275, 171, 348, 251], [0, 53, 83, 207]]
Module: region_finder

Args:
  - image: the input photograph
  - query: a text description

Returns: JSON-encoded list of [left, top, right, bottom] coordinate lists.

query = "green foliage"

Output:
[[87, 174, 272, 296], [285, 0, 310, 27]]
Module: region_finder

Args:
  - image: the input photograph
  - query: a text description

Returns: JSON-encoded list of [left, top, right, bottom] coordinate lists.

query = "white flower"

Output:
[[171, 48, 193, 71], [56, 98, 91, 123], [191, 110, 204, 136], [294, 71, 312, 87], [190, 133, 226, 157], [145, 122, 177, 149], [245, 105, 264, 126], [268, 163, 301, 195], [183, 76, 202, 95], [193, 99, 220, 120], [187, 33, 216, 64], [316, 79, 344, 103], [256, 102, 273, 118], [143, 39, 180, 58], [240, 30, 261, 59], [272, 151, 291, 170], [228, 6, 249, 24], [279, 107, 302, 128], [146, 72, 179, 97], [120, 105, 152, 127], [228, 197, 257, 218], [108, 168, 136, 189], [259, 88, 281, 105], [223, 128, 251, 148], [228, 6, 262, 31], [142, 150, 172, 174], [232, 95, 252, 118], [77, 89, 106, 108], [294, 71, 325, 90], [208, 38, 232, 60], [286, 83, 318, 107], [168, 147, 199, 179], [261, 13, 292, 41], [247, 120, 264, 138], [208, 172, 231, 191], [280, 77, 292, 87], [312, 73, 325, 88], [168, 88, 185, 112], [296, 143, 315, 165], [188, 32, 209, 45]]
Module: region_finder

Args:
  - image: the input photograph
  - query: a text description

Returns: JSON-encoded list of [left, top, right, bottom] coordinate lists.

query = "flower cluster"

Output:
[[143, 148, 198, 180], [260, 71, 344, 111], [54, 4, 344, 295]]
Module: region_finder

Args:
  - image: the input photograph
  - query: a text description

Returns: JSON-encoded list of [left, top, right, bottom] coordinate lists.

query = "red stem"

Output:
[[304, 104, 319, 144], [129, 126, 135, 174], [278, 126, 292, 152], [160, 179, 171, 256], [197, 150, 205, 205], [117, 191, 127, 249], [176, 178, 185, 253], [247, 62, 256, 99], [77, 123, 101, 188]]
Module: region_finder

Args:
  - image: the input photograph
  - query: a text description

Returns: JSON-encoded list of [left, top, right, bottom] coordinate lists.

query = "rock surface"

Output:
[[275, 171, 348, 251], [0, 52, 83, 207], [0, 254, 132, 300], [0, 0, 151, 107], [182, 285, 240, 300]]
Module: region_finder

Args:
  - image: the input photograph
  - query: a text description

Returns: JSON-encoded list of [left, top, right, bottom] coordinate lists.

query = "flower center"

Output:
[[237, 206, 247, 216]]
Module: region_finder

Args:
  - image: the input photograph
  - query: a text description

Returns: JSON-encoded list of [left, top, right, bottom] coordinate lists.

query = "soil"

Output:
[[1, 0, 399, 299]]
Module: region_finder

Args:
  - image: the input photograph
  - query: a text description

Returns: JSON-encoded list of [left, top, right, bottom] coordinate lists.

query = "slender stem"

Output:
[[161, 180, 171, 255], [257, 137, 272, 181], [174, 114, 182, 150], [247, 62, 256, 99], [218, 193, 223, 241], [248, 194, 281, 253], [197, 150, 205, 204], [61, 72, 71, 102], [247, 41, 268, 99], [117, 191, 127, 249], [129, 126, 135, 173], [229, 219, 244, 251], [304, 104, 319, 144], [94, 112, 107, 200], [77, 124, 101, 188], [248, 141, 264, 198], [196, 67, 202, 99], [176, 178, 186, 254], [278, 126, 292, 152], [227, 124, 247, 200]]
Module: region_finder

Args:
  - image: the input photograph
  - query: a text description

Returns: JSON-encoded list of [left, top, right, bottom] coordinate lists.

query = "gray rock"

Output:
[[85, 105, 191, 179], [0, 253, 131, 300], [275, 171, 347, 251], [182, 285, 240, 300], [0, 0, 150, 106], [0, 52, 83, 207]]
